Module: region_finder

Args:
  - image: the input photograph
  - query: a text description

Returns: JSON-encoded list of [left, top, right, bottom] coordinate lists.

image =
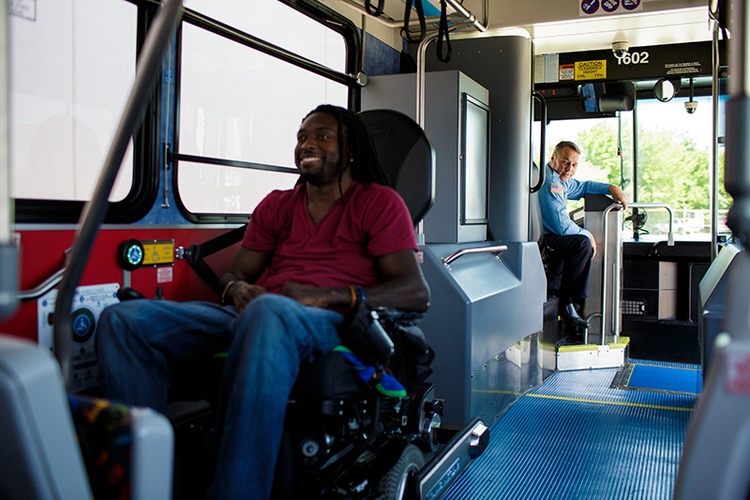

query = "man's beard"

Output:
[[299, 160, 346, 187]]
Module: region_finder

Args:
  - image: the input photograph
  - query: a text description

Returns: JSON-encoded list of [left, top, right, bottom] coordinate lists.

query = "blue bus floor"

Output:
[[442, 364, 699, 500]]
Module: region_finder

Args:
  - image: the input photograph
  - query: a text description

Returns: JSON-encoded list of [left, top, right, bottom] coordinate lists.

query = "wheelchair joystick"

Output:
[[300, 438, 320, 458]]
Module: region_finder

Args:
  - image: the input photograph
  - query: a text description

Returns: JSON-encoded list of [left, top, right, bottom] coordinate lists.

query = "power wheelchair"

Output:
[[274, 307, 489, 500], [168, 305, 488, 500], [169, 109, 489, 500]]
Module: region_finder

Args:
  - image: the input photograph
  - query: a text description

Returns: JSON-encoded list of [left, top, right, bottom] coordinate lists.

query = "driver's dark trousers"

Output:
[[543, 233, 594, 305]]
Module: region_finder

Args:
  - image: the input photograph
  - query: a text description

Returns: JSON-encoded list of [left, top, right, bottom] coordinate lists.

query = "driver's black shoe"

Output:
[[560, 303, 589, 329]]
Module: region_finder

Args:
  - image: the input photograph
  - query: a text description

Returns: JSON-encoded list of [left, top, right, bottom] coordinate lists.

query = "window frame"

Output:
[[14, 0, 160, 224], [171, 1, 361, 224]]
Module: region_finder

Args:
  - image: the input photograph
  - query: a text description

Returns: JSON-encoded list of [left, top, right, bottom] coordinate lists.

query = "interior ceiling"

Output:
[[518, 7, 712, 55], [331, 0, 713, 56]]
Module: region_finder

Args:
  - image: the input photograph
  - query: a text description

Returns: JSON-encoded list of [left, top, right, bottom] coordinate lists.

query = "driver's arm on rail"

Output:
[[608, 184, 629, 210]]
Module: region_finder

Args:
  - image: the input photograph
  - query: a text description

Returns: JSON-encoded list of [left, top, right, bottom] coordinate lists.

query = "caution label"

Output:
[[559, 64, 575, 81], [575, 60, 607, 80]]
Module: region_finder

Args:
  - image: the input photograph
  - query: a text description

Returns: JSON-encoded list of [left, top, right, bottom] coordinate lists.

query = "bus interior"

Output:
[[2, 0, 750, 498]]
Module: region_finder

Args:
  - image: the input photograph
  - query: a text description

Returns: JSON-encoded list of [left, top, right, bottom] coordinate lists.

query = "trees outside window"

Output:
[[537, 95, 730, 240]]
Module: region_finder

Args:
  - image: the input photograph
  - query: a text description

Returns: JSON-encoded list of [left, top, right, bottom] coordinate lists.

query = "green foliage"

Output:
[[575, 122, 621, 185], [574, 121, 731, 211]]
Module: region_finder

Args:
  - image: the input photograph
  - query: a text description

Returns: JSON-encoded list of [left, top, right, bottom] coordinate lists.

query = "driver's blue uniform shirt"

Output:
[[539, 163, 611, 238]]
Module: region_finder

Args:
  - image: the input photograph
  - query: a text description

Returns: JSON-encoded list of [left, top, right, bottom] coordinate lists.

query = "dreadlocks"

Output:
[[303, 105, 392, 187]]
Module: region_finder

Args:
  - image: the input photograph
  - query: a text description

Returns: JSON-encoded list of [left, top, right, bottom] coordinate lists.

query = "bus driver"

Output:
[[96, 105, 431, 499], [539, 140, 628, 331]]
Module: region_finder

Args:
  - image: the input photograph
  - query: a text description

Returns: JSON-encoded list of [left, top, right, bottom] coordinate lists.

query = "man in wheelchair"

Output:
[[96, 105, 431, 499]]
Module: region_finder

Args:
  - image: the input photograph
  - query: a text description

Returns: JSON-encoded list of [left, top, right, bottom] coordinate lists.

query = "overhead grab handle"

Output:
[[403, 0, 427, 43], [442, 245, 508, 267], [436, 0, 452, 63], [365, 0, 385, 16], [530, 91, 547, 194]]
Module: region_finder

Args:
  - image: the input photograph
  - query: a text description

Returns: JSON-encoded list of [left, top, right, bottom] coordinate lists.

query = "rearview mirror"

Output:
[[654, 78, 681, 102]]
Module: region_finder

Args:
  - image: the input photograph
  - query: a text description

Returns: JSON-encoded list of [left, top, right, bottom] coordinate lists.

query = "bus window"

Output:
[[177, 0, 348, 217], [183, 0, 346, 73], [534, 93, 729, 241], [633, 95, 729, 241], [10, 0, 136, 203], [177, 163, 295, 214], [533, 113, 634, 214]]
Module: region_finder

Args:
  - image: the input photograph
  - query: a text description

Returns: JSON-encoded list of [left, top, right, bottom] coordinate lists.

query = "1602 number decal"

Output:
[[617, 51, 649, 65]]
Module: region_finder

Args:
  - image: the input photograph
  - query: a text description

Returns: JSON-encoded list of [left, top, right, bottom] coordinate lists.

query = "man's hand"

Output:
[[227, 281, 268, 313], [588, 233, 597, 259], [219, 247, 272, 312], [608, 185, 629, 210]]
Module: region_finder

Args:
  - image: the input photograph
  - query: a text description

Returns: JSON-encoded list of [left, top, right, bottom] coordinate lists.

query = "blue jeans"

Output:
[[96, 294, 344, 499]]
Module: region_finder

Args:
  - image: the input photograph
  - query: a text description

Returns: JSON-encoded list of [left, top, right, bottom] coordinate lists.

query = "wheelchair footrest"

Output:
[[412, 417, 489, 500]]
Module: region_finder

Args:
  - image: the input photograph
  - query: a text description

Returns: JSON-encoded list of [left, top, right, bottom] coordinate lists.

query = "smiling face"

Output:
[[294, 112, 348, 187], [550, 146, 580, 183]]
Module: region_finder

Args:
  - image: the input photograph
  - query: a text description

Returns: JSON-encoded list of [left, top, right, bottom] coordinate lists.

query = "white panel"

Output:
[[10, 0, 136, 202]]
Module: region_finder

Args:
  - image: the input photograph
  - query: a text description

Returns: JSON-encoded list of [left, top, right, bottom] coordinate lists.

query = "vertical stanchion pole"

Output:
[[0, 3, 18, 321]]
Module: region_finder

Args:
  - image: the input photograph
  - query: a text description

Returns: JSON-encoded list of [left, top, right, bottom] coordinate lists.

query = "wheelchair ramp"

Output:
[[612, 360, 702, 396], [442, 363, 697, 499]]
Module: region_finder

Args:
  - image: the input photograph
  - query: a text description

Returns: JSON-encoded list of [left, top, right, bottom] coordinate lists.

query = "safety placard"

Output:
[[38, 283, 120, 392], [602, 0, 619, 12], [581, 0, 641, 16], [580, 0, 599, 15], [575, 60, 607, 80], [622, 0, 641, 10], [142, 239, 175, 266], [559, 64, 575, 81]]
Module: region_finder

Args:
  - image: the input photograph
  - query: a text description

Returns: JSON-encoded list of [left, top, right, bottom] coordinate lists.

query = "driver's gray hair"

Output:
[[552, 141, 580, 157]]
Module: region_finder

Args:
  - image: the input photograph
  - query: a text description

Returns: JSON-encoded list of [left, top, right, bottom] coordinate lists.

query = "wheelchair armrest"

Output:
[[369, 307, 424, 328]]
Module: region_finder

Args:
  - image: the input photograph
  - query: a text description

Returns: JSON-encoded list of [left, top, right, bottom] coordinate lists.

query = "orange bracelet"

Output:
[[348, 285, 357, 309]]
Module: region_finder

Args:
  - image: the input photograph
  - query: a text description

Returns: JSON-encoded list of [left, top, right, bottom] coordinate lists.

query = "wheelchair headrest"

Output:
[[359, 109, 436, 226]]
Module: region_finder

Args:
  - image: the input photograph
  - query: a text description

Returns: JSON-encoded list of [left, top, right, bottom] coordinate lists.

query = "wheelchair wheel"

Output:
[[378, 444, 425, 500]]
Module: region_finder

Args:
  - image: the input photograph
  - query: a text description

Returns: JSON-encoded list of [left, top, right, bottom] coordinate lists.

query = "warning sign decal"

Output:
[[581, 0, 599, 15], [575, 60, 607, 80], [581, 0, 641, 16], [559, 64, 575, 81]]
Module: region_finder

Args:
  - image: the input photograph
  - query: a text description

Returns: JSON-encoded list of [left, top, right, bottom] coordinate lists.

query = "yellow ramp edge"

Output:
[[558, 336, 630, 353]]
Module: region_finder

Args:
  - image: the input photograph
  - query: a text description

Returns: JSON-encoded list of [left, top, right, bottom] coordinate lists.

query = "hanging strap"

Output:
[[437, 0, 452, 62], [403, 0, 427, 44], [365, 0, 385, 16]]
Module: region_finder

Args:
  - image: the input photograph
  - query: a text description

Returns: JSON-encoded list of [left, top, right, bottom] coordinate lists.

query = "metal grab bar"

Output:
[[598, 202, 675, 344], [415, 0, 488, 128], [53, 0, 183, 391], [18, 268, 66, 301], [530, 92, 547, 194], [0, 3, 16, 321], [442, 245, 507, 267], [626, 202, 676, 246]]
